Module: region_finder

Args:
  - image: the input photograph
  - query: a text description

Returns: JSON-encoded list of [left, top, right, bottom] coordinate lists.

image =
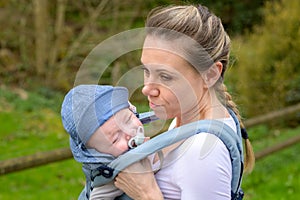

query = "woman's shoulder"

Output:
[[187, 116, 236, 160], [164, 116, 235, 165], [186, 133, 229, 160], [163, 132, 230, 168]]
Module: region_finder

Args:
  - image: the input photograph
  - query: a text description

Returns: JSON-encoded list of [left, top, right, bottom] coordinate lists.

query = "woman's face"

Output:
[[86, 108, 143, 157], [141, 36, 206, 121]]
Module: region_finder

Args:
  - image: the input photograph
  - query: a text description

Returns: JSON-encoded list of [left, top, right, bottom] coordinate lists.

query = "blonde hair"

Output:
[[146, 4, 255, 173]]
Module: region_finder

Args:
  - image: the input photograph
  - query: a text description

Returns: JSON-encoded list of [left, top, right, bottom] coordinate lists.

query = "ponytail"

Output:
[[217, 83, 255, 173]]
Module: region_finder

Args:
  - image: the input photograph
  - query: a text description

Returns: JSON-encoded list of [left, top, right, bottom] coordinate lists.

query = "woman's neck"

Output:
[[176, 89, 229, 126]]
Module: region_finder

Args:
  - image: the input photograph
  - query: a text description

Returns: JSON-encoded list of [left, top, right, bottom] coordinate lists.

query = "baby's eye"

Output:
[[112, 138, 117, 144], [112, 132, 121, 144]]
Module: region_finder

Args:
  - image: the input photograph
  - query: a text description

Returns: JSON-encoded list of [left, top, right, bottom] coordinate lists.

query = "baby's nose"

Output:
[[125, 134, 131, 141]]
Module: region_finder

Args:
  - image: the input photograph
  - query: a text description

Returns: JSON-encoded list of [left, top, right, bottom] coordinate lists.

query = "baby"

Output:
[[61, 84, 146, 200]]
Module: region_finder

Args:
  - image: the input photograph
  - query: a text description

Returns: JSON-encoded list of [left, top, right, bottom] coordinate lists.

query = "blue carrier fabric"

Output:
[[80, 109, 245, 200]]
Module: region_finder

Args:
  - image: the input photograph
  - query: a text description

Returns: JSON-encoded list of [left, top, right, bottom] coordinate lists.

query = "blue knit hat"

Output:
[[61, 84, 130, 163]]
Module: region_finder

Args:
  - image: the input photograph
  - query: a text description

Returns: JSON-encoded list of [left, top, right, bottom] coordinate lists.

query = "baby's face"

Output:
[[86, 108, 143, 157]]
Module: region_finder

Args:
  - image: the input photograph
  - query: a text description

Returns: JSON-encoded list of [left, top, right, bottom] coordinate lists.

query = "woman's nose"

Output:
[[142, 84, 159, 97]]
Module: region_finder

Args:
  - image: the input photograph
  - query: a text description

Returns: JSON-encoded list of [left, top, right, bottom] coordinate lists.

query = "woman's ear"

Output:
[[203, 61, 223, 88]]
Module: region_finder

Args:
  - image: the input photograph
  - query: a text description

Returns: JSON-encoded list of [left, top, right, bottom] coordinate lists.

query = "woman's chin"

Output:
[[152, 110, 169, 120]]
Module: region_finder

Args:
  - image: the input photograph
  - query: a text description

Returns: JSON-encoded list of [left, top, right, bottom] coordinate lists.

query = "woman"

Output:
[[115, 4, 255, 200]]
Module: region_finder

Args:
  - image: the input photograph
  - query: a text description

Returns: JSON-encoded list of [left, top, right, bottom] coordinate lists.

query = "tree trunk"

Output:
[[56, 0, 109, 87], [47, 0, 67, 85], [33, 0, 48, 76]]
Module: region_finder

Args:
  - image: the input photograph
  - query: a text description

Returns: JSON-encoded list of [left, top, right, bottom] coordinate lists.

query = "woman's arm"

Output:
[[114, 158, 163, 200]]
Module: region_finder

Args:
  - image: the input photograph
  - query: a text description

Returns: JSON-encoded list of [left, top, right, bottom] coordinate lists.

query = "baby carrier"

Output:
[[80, 109, 245, 200]]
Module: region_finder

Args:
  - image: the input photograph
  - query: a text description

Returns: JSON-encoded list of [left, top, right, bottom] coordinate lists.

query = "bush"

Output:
[[228, 0, 300, 117]]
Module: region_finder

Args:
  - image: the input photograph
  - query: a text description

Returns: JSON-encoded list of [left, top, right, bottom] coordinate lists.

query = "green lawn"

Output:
[[0, 87, 299, 199], [0, 160, 83, 200], [242, 137, 300, 199]]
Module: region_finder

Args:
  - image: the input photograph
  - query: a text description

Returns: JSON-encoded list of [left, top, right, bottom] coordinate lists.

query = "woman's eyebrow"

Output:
[[140, 64, 147, 69], [155, 68, 175, 73], [141, 64, 176, 74]]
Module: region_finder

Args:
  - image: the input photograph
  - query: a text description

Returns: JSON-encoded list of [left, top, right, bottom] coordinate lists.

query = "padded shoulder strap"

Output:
[[92, 118, 244, 196]]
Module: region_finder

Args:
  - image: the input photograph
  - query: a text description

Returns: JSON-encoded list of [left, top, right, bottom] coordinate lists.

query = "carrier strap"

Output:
[[92, 110, 244, 198]]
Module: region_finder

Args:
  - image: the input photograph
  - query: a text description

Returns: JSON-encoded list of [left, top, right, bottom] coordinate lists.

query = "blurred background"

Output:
[[0, 0, 299, 199]]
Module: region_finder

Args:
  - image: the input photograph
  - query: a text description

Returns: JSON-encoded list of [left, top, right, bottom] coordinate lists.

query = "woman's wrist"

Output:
[[142, 191, 164, 200], [142, 182, 164, 200]]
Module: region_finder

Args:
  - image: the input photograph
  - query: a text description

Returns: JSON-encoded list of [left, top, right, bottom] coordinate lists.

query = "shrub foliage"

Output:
[[229, 0, 300, 117]]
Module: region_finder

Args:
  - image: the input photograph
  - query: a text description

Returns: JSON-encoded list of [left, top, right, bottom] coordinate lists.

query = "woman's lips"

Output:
[[149, 102, 159, 109]]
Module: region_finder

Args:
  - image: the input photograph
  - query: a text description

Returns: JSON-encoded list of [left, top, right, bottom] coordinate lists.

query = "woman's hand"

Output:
[[114, 158, 163, 200]]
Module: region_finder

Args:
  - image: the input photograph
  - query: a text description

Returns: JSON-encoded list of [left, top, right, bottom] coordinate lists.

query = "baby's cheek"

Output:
[[124, 140, 130, 151], [117, 140, 130, 153]]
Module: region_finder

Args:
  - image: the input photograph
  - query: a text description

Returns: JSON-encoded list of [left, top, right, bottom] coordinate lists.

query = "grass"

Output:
[[242, 125, 300, 199], [243, 148, 300, 199], [0, 160, 83, 200], [0, 86, 299, 199], [0, 86, 85, 199]]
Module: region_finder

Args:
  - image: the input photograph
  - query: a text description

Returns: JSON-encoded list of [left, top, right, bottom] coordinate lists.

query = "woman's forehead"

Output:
[[142, 36, 181, 56]]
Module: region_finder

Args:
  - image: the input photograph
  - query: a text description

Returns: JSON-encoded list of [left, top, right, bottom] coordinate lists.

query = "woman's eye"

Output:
[[160, 73, 172, 81], [141, 66, 150, 77], [144, 71, 150, 78]]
